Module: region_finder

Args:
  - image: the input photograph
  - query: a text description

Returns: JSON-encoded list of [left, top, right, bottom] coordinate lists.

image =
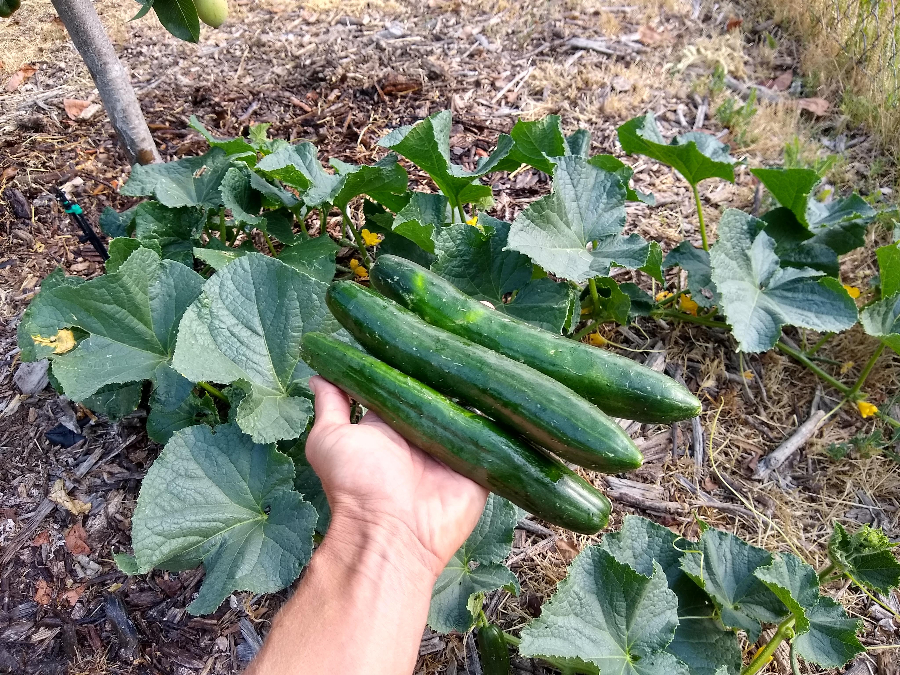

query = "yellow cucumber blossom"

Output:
[[349, 259, 369, 278], [360, 229, 382, 247], [840, 361, 855, 374], [466, 215, 479, 227], [655, 290, 673, 302], [857, 400, 878, 418], [587, 334, 607, 347], [843, 284, 861, 299], [742, 370, 754, 380], [679, 295, 699, 316]]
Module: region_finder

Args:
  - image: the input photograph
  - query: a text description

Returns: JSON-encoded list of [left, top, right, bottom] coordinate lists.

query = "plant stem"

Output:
[[817, 562, 836, 582], [775, 340, 852, 396], [588, 277, 602, 316], [847, 343, 886, 398], [219, 207, 228, 246], [343, 212, 373, 269], [198, 381, 228, 402], [807, 332, 834, 355], [692, 184, 709, 251], [656, 291, 682, 308], [741, 616, 795, 675], [572, 320, 602, 342], [653, 309, 727, 329], [263, 231, 277, 257]]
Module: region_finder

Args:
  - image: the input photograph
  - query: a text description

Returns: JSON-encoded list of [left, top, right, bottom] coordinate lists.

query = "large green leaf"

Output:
[[17, 268, 85, 362], [20, 249, 203, 400], [428, 494, 520, 634], [494, 115, 568, 175], [145, 363, 219, 444], [99, 205, 137, 238], [588, 154, 656, 205], [391, 192, 449, 253], [877, 241, 900, 298], [601, 517, 741, 675], [680, 529, 788, 641], [378, 110, 512, 207], [277, 237, 339, 283], [520, 546, 685, 675], [617, 114, 735, 187], [151, 0, 200, 42], [709, 209, 858, 352], [278, 434, 330, 535], [129, 423, 316, 615], [83, 382, 143, 420], [664, 242, 719, 308], [755, 553, 863, 668], [133, 201, 204, 266], [861, 242, 900, 354], [330, 155, 408, 212], [172, 253, 331, 443], [189, 115, 255, 158], [507, 156, 649, 283], [121, 148, 231, 208], [751, 168, 820, 226], [256, 143, 326, 195], [828, 522, 900, 593]]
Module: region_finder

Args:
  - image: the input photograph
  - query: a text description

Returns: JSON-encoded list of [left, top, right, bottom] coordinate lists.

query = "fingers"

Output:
[[309, 376, 351, 429]]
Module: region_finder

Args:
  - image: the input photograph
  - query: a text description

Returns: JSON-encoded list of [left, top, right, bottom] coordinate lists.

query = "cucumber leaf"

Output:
[[146, 363, 219, 443], [878, 241, 900, 297], [861, 242, 900, 354], [279, 433, 330, 535], [567, 128, 591, 157], [83, 382, 143, 420], [330, 155, 408, 212], [494, 115, 567, 175], [172, 253, 332, 443], [99, 205, 137, 238], [256, 143, 326, 195], [378, 110, 512, 207], [640, 242, 665, 283], [751, 168, 820, 226], [680, 528, 789, 641], [428, 494, 520, 634], [391, 192, 449, 253], [507, 156, 649, 283], [121, 148, 231, 208], [664, 242, 719, 308], [618, 114, 735, 187], [16, 268, 85, 362], [189, 115, 256, 159], [600, 516, 742, 675], [107, 238, 158, 273], [132, 202, 204, 266], [755, 552, 863, 668], [433, 217, 574, 333], [277, 237, 339, 283], [129, 423, 316, 615], [193, 246, 249, 271], [709, 209, 858, 353], [589, 154, 656, 205], [829, 522, 900, 594], [21, 249, 203, 401], [520, 546, 686, 675]]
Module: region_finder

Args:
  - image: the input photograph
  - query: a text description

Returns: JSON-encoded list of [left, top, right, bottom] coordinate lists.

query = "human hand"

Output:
[[306, 376, 489, 579]]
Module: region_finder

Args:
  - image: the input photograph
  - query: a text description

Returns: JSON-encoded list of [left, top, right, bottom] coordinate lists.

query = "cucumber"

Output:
[[327, 281, 642, 473], [370, 255, 701, 423], [477, 624, 511, 675], [301, 333, 610, 534]]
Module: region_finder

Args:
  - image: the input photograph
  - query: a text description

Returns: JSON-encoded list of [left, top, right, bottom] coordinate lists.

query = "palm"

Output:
[[306, 377, 487, 573]]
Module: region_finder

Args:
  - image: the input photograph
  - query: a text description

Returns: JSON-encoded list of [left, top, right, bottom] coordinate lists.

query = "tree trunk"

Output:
[[51, 0, 161, 165]]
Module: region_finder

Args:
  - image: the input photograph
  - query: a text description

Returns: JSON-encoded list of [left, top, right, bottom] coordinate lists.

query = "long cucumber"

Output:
[[327, 281, 642, 473], [301, 333, 611, 534], [369, 255, 701, 423]]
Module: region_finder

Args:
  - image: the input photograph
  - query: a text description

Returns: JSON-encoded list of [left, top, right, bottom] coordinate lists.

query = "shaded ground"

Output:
[[1, 1, 898, 673]]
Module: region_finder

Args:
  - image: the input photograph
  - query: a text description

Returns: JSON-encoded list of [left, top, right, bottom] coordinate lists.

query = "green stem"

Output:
[[653, 309, 727, 329], [775, 341, 852, 396], [198, 381, 228, 402], [655, 291, 683, 308], [588, 277, 602, 316], [790, 639, 801, 675], [692, 184, 709, 251], [807, 332, 834, 355], [219, 208, 228, 246], [344, 212, 373, 269], [263, 231, 277, 257], [817, 562, 836, 582], [741, 616, 795, 675], [500, 632, 591, 675], [572, 320, 602, 342], [847, 343, 886, 398]]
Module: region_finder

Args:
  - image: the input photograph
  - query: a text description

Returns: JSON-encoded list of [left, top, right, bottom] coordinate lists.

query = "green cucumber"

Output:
[[327, 281, 642, 473], [370, 255, 701, 423], [477, 624, 511, 675], [301, 333, 610, 534]]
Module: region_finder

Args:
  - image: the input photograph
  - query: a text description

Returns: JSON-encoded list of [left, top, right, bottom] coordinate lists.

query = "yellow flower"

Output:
[[587, 334, 607, 347], [466, 216, 478, 227], [840, 361, 855, 374], [843, 285, 861, 299], [857, 400, 878, 418], [360, 229, 382, 247], [679, 295, 699, 316], [349, 259, 369, 278], [655, 290, 673, 302], [32, 329, 76, 355], [742, 370, 754, 380]]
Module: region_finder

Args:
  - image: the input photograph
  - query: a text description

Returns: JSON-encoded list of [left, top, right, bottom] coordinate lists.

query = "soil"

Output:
[[1, 1, 898, 674]]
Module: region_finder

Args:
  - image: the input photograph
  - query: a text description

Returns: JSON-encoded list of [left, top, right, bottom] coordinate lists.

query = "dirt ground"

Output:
[[1, 0, 898, 673]]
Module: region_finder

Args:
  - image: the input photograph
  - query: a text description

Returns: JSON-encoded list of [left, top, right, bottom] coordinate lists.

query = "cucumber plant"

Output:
[[15, 109, 900, 668]]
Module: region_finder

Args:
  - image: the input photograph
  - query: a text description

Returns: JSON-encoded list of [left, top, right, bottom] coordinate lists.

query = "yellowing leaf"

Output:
[[587, 334, 607, 346], [843, 285, 861, 299], [32, 329, 77, 355], [48, 479, 92, 516], [857, 400, 878, 418], [679, 295, 699, 316], [655, 290, 673, 302], [360, 229, 382, 247]]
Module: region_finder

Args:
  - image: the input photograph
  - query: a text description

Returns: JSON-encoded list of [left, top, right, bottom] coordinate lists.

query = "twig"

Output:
[[752, 410, 826, 480], [491, 66, 534, 103]]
